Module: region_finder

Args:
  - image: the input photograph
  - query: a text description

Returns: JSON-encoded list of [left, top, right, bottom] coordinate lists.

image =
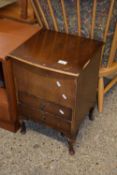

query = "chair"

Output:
[[99, 23, 117, 112], [31, 0, 117, 112]]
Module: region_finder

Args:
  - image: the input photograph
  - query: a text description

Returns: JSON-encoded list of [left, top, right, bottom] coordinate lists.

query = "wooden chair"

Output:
[[31, 0, 117, 112], [99, 23, 117, 112]]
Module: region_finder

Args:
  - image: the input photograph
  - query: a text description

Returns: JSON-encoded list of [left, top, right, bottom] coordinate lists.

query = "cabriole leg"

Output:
[[20, 121, 26, 134], [67, 138, 75, 155], [89, 107, 95, 121]]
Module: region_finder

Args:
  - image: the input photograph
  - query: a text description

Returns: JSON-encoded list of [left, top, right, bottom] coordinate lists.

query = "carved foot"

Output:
[[89, 107, 95, 121], [67, 139, 75, 155], [20, 121, 26, 134]]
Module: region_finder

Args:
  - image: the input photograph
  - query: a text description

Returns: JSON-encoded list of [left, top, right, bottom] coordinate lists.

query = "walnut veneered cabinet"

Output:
[[8, 29, 102, 154]]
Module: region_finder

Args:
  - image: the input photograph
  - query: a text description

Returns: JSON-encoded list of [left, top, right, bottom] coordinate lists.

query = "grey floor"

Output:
[[0, 85, 117, 175]]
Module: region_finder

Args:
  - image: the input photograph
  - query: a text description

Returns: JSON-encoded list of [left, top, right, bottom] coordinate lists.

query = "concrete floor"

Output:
[[0, 85, 117, 175]]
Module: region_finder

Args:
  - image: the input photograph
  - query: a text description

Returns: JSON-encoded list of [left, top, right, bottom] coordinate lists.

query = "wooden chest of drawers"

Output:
[[8, 29, 102, 154]]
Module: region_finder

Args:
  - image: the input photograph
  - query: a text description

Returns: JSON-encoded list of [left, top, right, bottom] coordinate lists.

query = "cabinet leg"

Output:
[[60, 132, 64, 137], [89, 107, 95, 121], [20, 121, 26, 134], [67, 139, 75, 155]]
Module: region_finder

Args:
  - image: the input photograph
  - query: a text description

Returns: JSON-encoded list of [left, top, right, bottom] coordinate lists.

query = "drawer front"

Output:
[[19, 103, 71, 133], [18, 91, 72, 121], [13, 61, 76, 108]]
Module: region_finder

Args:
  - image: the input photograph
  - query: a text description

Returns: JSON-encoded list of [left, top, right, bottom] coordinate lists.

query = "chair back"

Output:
[[31, 0, 117, 67], [107, 23, 117, 67]]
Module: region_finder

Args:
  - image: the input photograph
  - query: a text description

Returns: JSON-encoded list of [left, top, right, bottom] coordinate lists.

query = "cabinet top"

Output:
[[9, 29, 102, 76]]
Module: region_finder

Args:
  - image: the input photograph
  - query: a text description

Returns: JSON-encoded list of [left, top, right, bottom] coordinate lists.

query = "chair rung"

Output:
[[104, 76, 117, 94]]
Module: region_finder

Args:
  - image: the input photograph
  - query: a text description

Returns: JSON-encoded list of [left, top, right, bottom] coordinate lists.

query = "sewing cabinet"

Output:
[[8, 29, 102, 154]]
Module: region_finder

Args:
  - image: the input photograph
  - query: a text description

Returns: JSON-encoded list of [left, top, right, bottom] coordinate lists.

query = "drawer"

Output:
[[19, 103, 71, 133], [13, 61, 76, 108], [18, 91, 72, 121]]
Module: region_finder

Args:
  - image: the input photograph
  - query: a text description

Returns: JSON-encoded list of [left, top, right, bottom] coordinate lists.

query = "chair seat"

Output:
[[100, 62, 117, 77]]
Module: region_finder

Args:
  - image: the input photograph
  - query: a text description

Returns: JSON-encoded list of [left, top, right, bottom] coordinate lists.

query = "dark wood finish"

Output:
[[12, 62, 75, 108], [10, 29, 102, 76], [18, 91, 72, 121], [9, 29, 102, 153], [0, 19, 39, 132]]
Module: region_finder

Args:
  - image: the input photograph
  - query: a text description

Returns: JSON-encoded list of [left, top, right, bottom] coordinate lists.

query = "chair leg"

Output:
[[98, 77, 104, 113]]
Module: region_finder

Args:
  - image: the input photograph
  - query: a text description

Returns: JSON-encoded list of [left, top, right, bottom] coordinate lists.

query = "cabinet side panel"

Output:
[[72, 49, 102, 134]]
